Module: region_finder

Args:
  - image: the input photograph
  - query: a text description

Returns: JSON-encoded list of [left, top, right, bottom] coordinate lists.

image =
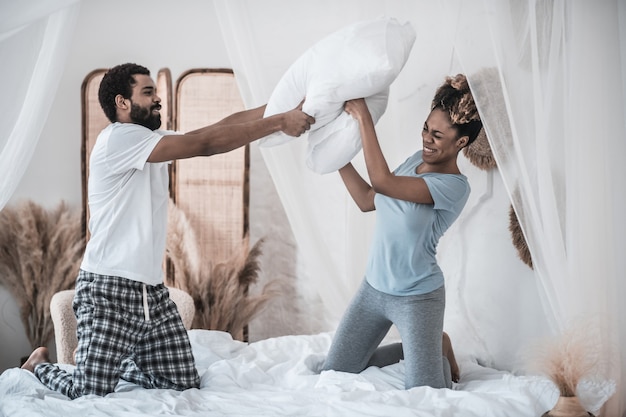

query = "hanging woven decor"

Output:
[[462, 127, 497, 171], [463, 66, 511, 171], [508, 204, 533, 269]]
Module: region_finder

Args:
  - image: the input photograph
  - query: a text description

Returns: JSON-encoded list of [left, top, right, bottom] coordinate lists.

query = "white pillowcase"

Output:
[[260, 17, 416, 174]]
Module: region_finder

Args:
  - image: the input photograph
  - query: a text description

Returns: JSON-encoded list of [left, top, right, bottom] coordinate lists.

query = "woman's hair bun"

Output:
[[432, 73, 481, 125]]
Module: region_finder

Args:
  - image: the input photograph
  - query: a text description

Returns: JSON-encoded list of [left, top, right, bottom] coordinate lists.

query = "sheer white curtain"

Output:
[[0, 0, 80, 210], [215, 0, 457, 326], [447, 0, 625, 414], [2, 0, 622, 413], [217, 0, 624, 414]]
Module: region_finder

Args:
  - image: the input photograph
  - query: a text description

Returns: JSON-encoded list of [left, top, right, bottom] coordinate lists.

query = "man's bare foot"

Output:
[[20, 347, 50, 373], [442, 332, 460, 383]]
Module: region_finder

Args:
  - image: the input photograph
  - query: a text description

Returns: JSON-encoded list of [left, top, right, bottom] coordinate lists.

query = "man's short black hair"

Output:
[[98, 63, 150, 122]]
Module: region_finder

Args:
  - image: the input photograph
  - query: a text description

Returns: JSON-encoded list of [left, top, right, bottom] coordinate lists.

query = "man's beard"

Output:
[[130, 102, 162, 130]]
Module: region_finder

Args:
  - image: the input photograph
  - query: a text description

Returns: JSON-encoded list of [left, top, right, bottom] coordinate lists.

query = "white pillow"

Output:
[[261, 17, 416, 174], [306, 90, 389, 174]]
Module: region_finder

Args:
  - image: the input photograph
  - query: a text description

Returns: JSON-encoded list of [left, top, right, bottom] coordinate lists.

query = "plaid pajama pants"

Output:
[[34, 270, 200, 398]]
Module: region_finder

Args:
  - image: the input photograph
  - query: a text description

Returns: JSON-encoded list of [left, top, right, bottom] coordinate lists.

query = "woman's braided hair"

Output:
[[431, 74, 483, 146]]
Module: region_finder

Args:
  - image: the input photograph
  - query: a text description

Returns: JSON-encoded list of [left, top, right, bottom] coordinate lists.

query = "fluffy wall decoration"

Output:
[[508, 203, 533, 269], [165, 200, 279, 339], [462, 128, 497, 170], [463, 66, 512, 171], [0, 201, 85, 350]]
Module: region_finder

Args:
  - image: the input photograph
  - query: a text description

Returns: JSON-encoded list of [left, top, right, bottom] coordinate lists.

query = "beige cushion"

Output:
[[50, 287, 195, 364]]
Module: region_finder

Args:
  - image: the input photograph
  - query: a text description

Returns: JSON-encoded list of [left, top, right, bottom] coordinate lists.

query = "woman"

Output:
[[322, 74, 482, 389]]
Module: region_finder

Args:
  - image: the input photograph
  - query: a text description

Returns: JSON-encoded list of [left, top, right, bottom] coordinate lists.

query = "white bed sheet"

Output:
[[0, 330, 613, 417]]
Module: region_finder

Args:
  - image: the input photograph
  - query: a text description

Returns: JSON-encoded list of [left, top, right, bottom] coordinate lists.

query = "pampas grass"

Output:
[[165, 199, 278, 339], [0, 200, 85, 350], [527, 320, 608, 398]]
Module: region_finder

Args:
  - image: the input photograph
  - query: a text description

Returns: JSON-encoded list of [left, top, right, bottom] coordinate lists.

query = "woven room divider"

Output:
[[170, 68, 249, 267], [80, 68, 108, 240]]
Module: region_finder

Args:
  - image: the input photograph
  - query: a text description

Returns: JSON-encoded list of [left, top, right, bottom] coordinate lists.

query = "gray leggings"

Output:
[[322, 280, 451, 389]]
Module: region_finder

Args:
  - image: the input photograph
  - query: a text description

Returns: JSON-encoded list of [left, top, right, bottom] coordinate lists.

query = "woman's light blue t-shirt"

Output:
[[365, 150, 470, 296]]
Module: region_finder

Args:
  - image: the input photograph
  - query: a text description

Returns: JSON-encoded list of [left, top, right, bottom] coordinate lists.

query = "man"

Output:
[[21, 63, 314, 398]]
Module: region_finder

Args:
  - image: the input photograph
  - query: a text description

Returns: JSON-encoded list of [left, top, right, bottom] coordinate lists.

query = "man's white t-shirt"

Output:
[[80, 122, 177, 286]]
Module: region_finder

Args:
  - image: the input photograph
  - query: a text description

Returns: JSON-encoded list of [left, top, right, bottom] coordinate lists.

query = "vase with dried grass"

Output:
[[0, 200, 85, 359], [543, 396, 592, 417], [529, 321, 609, 417], [165, 199, 278, 340]]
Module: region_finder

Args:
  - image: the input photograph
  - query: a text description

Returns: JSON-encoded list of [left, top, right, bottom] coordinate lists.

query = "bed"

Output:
[[0, 330, 613, 417]]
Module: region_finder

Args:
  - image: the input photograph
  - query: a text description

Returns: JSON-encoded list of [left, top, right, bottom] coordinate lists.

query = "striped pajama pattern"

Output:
[[35, 270, 200, 398]]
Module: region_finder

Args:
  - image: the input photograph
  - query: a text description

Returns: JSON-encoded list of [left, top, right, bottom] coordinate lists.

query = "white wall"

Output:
[[0, 0, 548, 374]]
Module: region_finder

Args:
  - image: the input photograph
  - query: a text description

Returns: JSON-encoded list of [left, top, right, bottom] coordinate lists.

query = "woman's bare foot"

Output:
[[442, 332, 460, 383], [20, 347, 50, 373]]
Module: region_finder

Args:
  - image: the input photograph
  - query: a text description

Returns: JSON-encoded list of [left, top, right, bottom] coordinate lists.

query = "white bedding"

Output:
[[0, 330, 612, 417]]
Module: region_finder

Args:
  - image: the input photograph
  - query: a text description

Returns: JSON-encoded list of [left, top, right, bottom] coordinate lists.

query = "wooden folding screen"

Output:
[[80, 68, 108, 240], [171, 69, 249, 265], [156, 68, 173, 131]]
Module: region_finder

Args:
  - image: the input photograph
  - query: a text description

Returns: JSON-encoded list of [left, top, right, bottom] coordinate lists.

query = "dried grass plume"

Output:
[[526, 319, 609, 397], [165, 199, 278, 339], [0, 200, 85, 349]]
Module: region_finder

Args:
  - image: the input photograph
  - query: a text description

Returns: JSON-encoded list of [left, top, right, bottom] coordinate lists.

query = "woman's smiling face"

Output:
[[421, 107, 466, 165]]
